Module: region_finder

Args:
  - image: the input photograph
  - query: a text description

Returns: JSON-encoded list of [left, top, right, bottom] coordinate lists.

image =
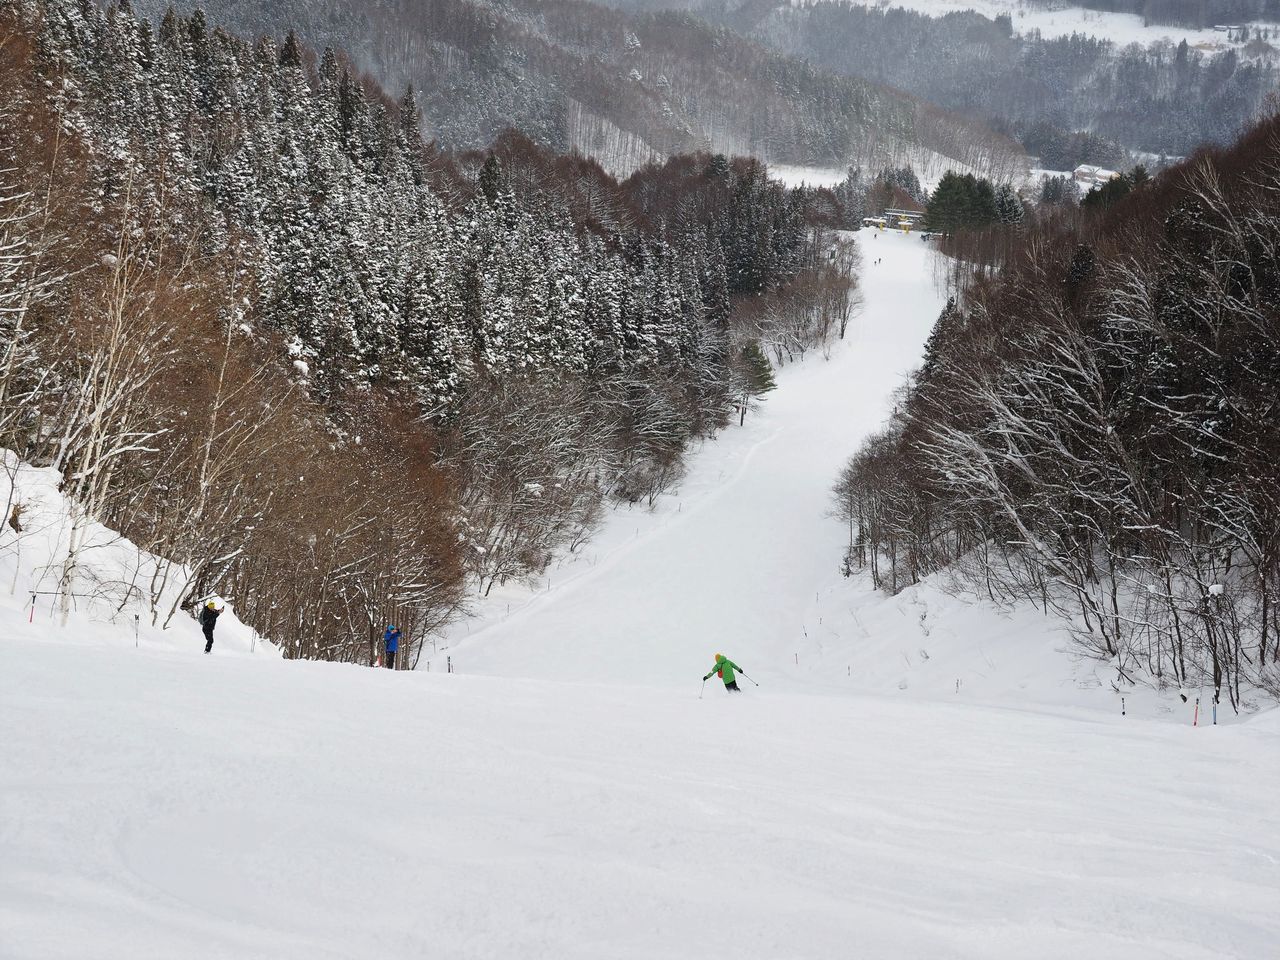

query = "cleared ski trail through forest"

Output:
[[2, 231, 1277, 960], [449, 230, 943, 687]]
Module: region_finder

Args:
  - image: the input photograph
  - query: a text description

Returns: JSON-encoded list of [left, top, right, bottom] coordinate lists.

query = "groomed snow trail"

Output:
[[2, 641, 1277, 960], [450, 230, 943, 687], [3, 230, 1277, 960]]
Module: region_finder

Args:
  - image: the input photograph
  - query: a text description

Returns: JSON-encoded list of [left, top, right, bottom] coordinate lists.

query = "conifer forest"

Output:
[[0, 0, 854, 662]]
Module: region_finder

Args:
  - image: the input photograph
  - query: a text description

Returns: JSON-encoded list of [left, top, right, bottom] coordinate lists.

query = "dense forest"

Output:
[[127, 0, 1026, 178], [0, 0, 855, 663], [835, 116, 1280, 706], [609, 0, 1277, 164]]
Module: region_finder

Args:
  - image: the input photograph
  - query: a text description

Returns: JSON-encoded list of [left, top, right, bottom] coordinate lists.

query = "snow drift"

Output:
[[0, 450, 273, 657]]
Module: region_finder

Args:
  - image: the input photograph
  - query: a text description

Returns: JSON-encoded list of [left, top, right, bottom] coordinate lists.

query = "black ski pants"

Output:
[[203, 625, 215, 653]]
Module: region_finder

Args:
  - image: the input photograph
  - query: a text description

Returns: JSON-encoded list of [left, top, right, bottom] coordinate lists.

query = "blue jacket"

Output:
[[383, 627, 401, 653]]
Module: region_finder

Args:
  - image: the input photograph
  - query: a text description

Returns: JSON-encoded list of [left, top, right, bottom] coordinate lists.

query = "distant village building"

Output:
[[1073, 164, 1121, 187]]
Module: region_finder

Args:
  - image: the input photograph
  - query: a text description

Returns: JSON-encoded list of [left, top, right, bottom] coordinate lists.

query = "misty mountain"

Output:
[[130, 0, 1026, 177], [603, 0, 1278, 163]]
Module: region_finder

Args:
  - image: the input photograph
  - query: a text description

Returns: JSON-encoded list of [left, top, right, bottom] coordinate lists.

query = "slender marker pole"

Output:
[[1193, 697, 1200, 727]]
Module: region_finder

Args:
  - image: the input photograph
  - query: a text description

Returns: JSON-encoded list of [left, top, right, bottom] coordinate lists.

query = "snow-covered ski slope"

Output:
[[2, 231, 1278, 959], [3, 640, 1277, 960], [443, 230, 1262, 717], [445, 231, 943, 688]]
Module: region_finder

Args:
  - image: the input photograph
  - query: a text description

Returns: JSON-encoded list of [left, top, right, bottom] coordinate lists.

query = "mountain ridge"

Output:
[[130, 0, 1028, 177]]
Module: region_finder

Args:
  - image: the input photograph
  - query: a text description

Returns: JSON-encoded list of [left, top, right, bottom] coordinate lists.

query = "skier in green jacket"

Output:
[[704, 653, 745, 692]]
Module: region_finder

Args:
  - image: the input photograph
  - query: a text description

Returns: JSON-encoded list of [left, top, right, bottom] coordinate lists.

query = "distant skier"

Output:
[[383, 624, 401, 669], [199, 600, 221, 654], [703, 653, 745, 692]]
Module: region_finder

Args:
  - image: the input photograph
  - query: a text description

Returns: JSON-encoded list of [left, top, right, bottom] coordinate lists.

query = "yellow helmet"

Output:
[[715, 653, 724, 661], [206, 601, 217, 609]]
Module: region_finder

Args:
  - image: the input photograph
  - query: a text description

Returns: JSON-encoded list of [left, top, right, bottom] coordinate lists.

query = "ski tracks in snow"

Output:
[[454, 420, 787, 651]]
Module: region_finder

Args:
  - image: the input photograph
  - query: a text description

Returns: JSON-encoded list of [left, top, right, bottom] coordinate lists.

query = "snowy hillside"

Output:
[[804, 0, 1277, 48], [2, 232, 1277, 959], [0, 452, 273, 658], [771, 156, 1004, 195]]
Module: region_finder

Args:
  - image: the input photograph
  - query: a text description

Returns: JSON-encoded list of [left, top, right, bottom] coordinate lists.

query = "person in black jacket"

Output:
[[200, 601, 222, 654]]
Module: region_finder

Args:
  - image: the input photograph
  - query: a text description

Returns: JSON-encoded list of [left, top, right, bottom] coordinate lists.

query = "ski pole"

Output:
[[740, 672, 759, 687], [699, 678, 706, 699]]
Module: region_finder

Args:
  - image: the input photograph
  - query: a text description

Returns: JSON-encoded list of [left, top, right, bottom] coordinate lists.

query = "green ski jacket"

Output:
[[704, 656, 741, 685]]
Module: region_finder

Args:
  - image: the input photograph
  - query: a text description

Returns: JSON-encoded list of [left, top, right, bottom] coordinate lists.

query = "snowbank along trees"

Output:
[[836, 120, 1280, 708]]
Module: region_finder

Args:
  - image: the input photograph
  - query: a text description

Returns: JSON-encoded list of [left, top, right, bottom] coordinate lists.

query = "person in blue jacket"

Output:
[[383, 625, 401, 669]]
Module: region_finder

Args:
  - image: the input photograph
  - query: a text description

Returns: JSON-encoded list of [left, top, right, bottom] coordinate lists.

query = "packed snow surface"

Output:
[[769, 164, 850, 188], [4, 641, 1277, 960], [3, 233, 1277, 959], [771, 150, 1008, 193]]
